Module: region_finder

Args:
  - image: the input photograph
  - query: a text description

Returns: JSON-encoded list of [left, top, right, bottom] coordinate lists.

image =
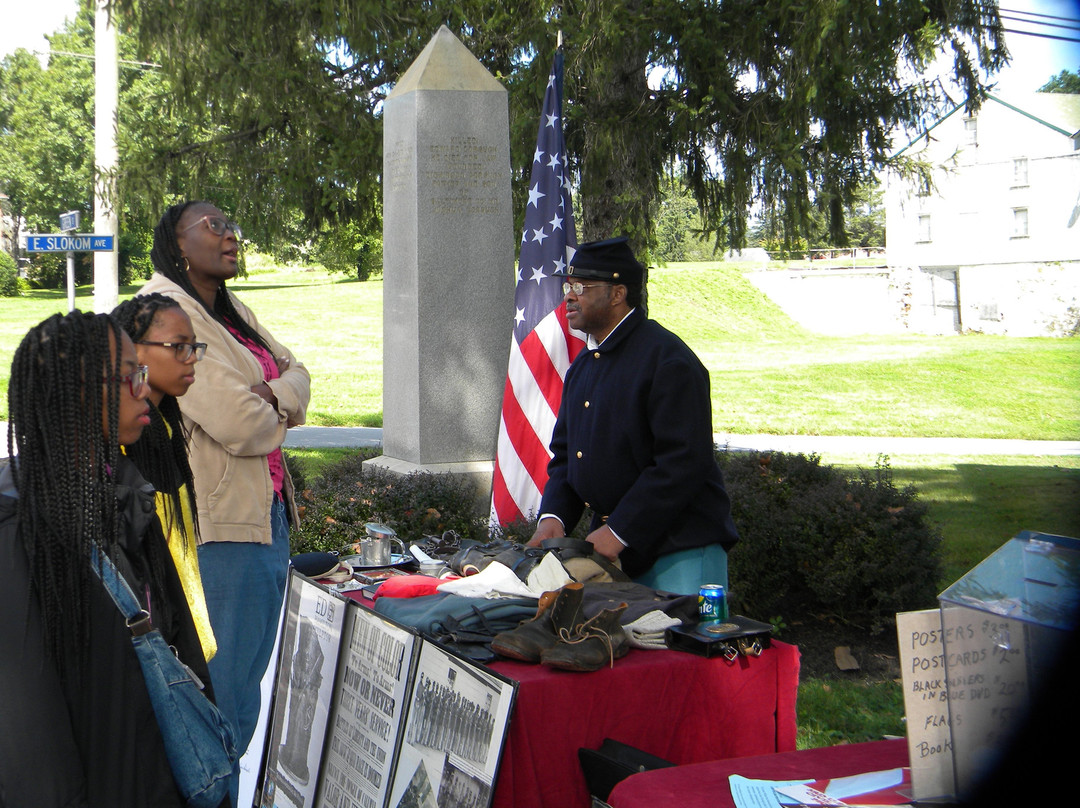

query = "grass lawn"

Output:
[[821, 452, 1080, 589], [1, 262, 1077, 440]]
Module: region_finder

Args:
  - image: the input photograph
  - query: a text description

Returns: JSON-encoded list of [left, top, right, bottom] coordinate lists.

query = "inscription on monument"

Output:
[[425, 136, 503, 215]]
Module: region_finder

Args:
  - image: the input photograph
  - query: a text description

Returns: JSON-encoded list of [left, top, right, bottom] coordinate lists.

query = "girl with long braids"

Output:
[[113, 292, 217, 663], [0, 311, 222, 807], [140, 201, 310, 792]]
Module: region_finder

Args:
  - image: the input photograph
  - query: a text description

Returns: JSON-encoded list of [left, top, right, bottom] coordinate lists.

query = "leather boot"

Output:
[[541, 602, 630, 672], [490, 582, 584, 662]]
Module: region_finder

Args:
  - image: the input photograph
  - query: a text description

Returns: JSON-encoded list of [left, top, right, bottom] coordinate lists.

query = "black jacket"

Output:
[[540, 308, 739, 577], [0, 457, 220, 808]]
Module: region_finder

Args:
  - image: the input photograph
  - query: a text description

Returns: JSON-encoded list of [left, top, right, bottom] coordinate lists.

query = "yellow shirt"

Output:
[[156, 484, 218, 662]]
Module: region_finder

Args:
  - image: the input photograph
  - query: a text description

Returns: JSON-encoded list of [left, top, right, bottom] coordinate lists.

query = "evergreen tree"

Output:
[[107, 2, 1010, 253], [1039, 68, 1080, 94]]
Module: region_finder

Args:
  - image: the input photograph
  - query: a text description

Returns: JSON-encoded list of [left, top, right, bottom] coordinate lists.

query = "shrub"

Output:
[[293, 448, 943, 634], [23, 251, 92, 288], [290, 451, 490, 554], [0, 251, 19, 297], [718, 451, 943, 633]]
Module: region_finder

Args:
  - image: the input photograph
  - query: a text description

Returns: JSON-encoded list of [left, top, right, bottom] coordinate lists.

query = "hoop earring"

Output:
[[180, 256, 190, 273]]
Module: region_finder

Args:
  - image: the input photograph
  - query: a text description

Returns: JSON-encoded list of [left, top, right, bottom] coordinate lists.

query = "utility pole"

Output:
[[93, 0, 119, 313]]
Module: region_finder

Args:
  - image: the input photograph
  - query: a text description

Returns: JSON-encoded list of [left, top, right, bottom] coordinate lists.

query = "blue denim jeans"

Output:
[[198, 495, 290, 806], [632, 543, 728, 595]]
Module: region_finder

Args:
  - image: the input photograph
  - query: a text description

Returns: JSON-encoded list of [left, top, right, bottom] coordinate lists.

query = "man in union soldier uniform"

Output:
[[528, 236, 738, 594]]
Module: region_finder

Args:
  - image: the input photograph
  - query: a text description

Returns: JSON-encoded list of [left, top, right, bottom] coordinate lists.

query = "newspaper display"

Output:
[[315, 605, 419, 808], [388, 642, 516, 808], [262, 571, 349, 808]]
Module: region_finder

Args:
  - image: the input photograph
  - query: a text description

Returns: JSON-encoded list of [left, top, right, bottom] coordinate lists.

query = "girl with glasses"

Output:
[[113, 293, 218, 665], [139, 201, 310, 803], [0, 311, 222, 807]]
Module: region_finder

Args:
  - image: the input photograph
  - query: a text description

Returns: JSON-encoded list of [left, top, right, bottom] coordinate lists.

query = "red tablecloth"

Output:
[[608, 738, 909, 808], [489, 641, 800, 808]]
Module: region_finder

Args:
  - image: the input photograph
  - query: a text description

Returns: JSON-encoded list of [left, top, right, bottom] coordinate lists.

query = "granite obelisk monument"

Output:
[[365, 26, 514, 492]]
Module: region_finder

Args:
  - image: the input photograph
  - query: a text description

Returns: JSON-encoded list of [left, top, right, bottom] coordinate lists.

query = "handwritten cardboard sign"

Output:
[[896, 609, 954, 800]]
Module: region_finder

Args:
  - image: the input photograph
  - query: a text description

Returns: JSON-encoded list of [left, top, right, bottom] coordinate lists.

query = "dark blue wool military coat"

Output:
[[540, 308, 739, 577]]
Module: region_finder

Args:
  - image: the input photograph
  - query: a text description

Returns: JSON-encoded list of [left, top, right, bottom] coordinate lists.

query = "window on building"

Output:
[[963, 116, 978, 146], [1012, 207, 1029, 238], [917, 214, 932, 243], [1012, 158, 1029, 187]]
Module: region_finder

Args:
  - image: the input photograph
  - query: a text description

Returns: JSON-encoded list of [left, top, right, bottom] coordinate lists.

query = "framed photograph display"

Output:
[[262, 570, 349, 808], [314, 604, 419, 808], [257, 574, 517, 808], [387, 641, 516, 808]]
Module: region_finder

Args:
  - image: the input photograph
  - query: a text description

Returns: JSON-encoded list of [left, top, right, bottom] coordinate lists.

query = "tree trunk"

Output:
[[576, 0, 660, 255]]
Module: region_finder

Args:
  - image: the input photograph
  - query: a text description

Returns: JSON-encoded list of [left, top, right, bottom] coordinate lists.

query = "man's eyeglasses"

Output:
[[180, 215, 243, 241], [562, 281, 610, 296], [106, 365, 150, 398], [137, 340, 208, 362]]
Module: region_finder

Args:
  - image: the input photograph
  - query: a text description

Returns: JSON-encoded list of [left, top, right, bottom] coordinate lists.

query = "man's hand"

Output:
[[527, 517, 565, 548], [586, 524, 625, 562]]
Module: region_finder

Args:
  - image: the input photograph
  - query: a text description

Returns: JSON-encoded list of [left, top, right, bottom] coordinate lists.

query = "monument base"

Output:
[[362, 455, 494, 511]]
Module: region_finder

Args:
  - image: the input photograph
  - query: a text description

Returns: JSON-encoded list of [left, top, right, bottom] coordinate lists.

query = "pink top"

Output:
[[225, 324, 285, 496]]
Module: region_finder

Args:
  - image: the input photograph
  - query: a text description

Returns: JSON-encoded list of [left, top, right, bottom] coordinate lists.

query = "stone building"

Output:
[[885, 92, 1080, 336]]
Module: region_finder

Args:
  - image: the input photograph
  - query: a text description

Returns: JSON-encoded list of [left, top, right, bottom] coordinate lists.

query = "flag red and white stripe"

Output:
[[490, 52, 584, 526]]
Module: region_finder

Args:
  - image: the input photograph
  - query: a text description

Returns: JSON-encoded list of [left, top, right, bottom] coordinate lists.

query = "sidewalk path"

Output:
[[3, 423, 1077, 458]]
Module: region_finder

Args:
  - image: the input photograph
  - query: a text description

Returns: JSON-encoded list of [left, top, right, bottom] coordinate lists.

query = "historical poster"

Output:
[[315, 604, 419, 808], [262, 571, 349, 808]]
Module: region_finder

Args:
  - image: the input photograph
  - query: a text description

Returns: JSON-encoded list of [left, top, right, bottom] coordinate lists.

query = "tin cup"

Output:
[[361, 522, 404, 566], [419, 560, 448, 578]]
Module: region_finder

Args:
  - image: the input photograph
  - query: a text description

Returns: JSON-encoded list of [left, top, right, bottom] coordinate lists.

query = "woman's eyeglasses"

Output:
[[180, 215, 243, 241], [105, 365, 150, 397], [137, 340, 208, 362]]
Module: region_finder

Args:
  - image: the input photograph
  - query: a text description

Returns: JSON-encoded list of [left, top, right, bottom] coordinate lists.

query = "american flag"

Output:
[[490, 51, 584, 527]]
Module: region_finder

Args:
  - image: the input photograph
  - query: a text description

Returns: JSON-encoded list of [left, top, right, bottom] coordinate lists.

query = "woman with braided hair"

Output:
[[0, 311, 222, 807], [139, 201, 310, 794], [113, 292, 217, 663]]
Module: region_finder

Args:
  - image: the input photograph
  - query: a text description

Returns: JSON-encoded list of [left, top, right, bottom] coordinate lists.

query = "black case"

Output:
[[664, 614, 774, 658], [578, 738, 675, 801]]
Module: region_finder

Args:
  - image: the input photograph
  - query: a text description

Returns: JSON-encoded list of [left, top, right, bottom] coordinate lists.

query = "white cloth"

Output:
[[525, 552, 574, 593], [437, 554, 573, 599], [437, 561, 532, 598], [622, 610, 682, 649]]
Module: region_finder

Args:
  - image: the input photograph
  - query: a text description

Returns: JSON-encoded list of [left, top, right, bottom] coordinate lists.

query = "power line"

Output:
[[1000, 27, 1080, 44], [999, 13, 1080, 32], [998, 7, 1080, 24], [995, 4, 1080, 44], [41, 49, 161, 70]]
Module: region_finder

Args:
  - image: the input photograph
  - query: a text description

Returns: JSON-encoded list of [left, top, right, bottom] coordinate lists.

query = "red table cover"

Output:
[[608, 738, 910, 808], [489, 641, 800, 808]]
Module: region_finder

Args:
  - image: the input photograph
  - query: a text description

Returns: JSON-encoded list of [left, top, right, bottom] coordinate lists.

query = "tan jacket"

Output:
[[139, 273, 311, 544]]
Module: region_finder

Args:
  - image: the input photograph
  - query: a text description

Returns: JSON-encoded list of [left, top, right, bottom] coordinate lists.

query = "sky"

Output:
[[1, 0, 1078, 94]]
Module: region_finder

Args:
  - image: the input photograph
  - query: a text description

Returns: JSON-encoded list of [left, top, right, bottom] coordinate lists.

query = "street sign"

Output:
[[59, 210, 80, 231], [25, 234, 115, 252]]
